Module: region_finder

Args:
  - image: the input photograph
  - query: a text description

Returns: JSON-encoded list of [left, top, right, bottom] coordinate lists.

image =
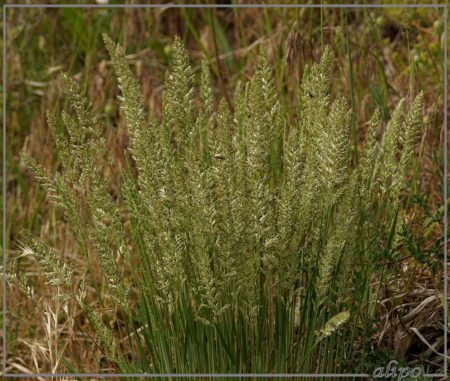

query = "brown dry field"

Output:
[[1, 1, 448, 377]]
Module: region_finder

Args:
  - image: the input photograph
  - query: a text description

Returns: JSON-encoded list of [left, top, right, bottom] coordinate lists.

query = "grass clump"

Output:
[[18, 34, 424, 375]]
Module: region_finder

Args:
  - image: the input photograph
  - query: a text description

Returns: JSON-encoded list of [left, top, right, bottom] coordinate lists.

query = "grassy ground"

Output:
[[1, 1, 447, 378]]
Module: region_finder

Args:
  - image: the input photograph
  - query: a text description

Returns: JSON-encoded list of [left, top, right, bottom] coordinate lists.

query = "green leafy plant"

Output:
[[17, 34, 424, 375]]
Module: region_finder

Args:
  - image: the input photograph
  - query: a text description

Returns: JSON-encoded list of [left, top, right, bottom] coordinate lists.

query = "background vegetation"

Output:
[[1, 0, 447, 379]]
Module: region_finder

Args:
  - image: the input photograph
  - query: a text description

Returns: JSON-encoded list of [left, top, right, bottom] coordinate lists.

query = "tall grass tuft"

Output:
[[19, 35, 424, 375]]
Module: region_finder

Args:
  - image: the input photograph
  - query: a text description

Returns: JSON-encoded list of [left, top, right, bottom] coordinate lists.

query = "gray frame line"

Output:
[[444, 4, 448, 379], [1, 373, 447, 379], [2, 4, 6, 376], [2, 2, 448, 379], [1, 374, 447, 379], [3, 3, 447, 8]]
